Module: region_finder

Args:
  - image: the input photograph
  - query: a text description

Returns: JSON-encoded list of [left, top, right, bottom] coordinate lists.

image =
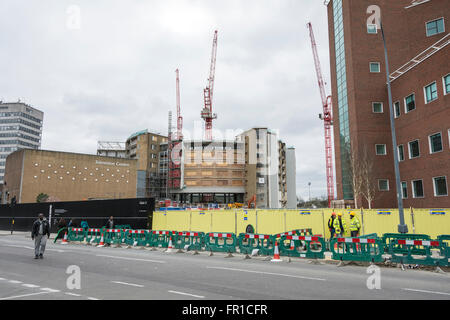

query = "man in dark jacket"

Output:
[[31, 213, 50, 259], [105, 216, 115, 229]]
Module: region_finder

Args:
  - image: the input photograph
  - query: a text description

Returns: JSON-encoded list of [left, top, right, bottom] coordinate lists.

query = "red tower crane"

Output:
[[307, 22, 335, 208], [201, 30, 218, 141], [175, 68, 183, 140]]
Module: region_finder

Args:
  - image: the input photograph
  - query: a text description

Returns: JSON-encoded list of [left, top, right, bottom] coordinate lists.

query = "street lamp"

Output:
[[380, 20, 408, 234], [308, 182, 311, 202]]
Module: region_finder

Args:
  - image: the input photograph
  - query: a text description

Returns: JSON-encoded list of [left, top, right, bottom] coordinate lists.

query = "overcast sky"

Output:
[[0, 0, 332, 201]]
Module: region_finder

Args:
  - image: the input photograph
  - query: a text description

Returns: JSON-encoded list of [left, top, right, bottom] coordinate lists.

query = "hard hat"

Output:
[[338, 213, 342, 217], [332, 212, 336, 216], [350, 212, 355, 216]]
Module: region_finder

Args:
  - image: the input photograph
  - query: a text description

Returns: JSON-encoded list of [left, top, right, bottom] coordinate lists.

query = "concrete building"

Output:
[[237, 128, 294, 208], [97, 141, 126, 158], [125, 130, 168, 199], [169, 140, 246, 204], [3, 149, 137, 204], [0, 102, 43, 184], [327, 0, 449, 208], [286, 147, 297, 208]]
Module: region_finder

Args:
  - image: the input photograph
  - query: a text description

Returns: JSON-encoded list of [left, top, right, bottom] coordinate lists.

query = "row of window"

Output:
[[0, 118, 42, 130], [368, 17, 445, 38], [0, 112, 42, 124], [370, 75, 450, 116], [378, 176, 448, 198], [375, 130, 449, 158]]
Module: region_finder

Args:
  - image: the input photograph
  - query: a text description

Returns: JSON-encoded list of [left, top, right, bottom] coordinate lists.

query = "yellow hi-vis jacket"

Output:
[[350, 216, 361, 232], [333, 217, 347, 234]]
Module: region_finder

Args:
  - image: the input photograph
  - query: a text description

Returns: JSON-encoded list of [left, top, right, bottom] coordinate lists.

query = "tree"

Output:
[[36, 193, 49, 203], [348, 142, 363, 209], [360, 146, 376, 209]]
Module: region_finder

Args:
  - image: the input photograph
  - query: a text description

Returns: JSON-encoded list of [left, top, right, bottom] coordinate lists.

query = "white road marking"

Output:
[[111, 281, 144, 288], [22, 284, 40, 288], [402, 288, 450, 296], [206, 266, 326, 281], [8, 280, 23, 284], [168, 290, 205, 299], [0, 291, 50, 300], [65, 292, 82, 297], [87, 297, 100, 300], [0, 278, 6, 281], [3, 245, 34, 250], [40, 288, 61, 293], [96, 254, 166, 264]]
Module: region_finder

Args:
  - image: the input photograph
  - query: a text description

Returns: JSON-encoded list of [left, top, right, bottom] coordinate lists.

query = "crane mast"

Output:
[[201, 30, 218, 141], [307, 22, 335, 208], [176, 69, 183, 140]]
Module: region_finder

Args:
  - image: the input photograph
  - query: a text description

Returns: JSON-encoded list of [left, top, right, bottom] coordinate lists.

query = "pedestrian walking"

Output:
[[349, 212, 361, 237], [31, 213, 50, 259], [328, 212, 336, 239], [105, 216, 115, 229]]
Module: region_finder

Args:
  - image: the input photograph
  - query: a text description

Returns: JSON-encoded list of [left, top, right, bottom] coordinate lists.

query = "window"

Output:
[[409, 140, 420, 158], [429, 133, 443, 153], [424, 82, 438, 103], [370, 62, 380, 73], [372, 102, 383, 113], [412, 180, 424, 198], [376, 144, 387, 155], [443, 74, 450, 95], [401, 182, 408, 199], [433, 176, 448, 196], [398, 145, 405, 161], [378, 180, 389, 191], [405, 94, 415, 113], [367, 24, 377, 34], [394, 101, 401, 118], [426, 18, 445, 37]]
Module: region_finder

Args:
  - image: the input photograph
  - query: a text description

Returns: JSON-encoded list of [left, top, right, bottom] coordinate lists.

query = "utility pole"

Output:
[[380, 20, 408, 234]]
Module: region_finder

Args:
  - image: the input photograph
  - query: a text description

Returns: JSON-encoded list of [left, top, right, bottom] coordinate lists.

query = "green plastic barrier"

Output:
[[437, 235, 450, 257], [174, 232, 205, 251], [238, 233, 275, 256], [358, 233, 378, 239], [274, 229, 313, 239], [116, 224, 132, 230], [205, 232, 237, 253], [105, 229, 127, 246], [53, 227, 68, 243], [122, 230, 148, 246], [85, 228, 105, 244], [382, 233, 431, 255], [279, 235, 325, 259], [388, 239, 448, 267], [68, 228, 86, 242], [330, 237, 384, 263], [149, 230, 178, 248]]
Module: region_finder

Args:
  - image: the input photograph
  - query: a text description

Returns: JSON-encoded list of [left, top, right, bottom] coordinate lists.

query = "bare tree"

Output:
[[348, 143, 363, 209], [360, 146, 376, 209]]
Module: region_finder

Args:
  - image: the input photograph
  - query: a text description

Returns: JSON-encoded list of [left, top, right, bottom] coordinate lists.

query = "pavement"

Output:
[[0, 232, 449, 300]]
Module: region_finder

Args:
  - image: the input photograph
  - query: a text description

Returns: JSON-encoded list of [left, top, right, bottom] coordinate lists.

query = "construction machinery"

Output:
[[307, 22, 335, 208], [201, 30, 218, 141]]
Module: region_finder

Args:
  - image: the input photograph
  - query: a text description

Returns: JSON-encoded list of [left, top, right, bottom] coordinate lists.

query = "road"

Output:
[[0, 232, 449, 300]]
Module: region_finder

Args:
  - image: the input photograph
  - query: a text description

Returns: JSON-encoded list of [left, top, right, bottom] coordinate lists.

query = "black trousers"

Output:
[[351, 231, 359, 237]]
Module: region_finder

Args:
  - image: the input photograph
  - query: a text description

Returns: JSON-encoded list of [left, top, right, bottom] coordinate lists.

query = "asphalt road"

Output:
[[0, 232, 449, 300]]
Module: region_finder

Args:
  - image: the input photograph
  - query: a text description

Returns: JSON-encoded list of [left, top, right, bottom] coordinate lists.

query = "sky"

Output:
[[0, 0, 332, 201]]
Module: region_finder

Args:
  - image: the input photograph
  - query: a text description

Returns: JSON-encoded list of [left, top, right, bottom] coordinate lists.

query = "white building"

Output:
[[0, 102, 43, 183]]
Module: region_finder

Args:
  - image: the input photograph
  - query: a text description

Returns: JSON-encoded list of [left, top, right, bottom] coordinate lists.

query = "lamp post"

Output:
[[380, 20, 408, 234], [308, 182, 311, 202]]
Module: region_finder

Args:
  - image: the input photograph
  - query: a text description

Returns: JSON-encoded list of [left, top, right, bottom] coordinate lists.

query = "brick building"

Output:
[[327, 0, 449, 208]]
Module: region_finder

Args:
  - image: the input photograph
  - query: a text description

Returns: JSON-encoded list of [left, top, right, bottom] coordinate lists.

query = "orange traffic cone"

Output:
[[97, 233, 105, 247], [271, 242, 283, 262], [166, 237, 175, 253], [61, 232, 68, 245], [290, 240, 295, 250]]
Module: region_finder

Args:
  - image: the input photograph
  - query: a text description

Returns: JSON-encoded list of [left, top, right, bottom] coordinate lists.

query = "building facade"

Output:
[[3, 149, 137, 204], [0, 102, 43, 184], [97, 141, 127, 158], [327, 0, 449, 208], [125, 130, 168, 199]]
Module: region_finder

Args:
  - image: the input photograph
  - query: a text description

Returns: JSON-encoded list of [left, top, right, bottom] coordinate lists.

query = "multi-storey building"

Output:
[[125, 130, 168, 199], [97, 141, 127, 158], [327, 0, 449, 208], [0, 102, 43, 184]]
